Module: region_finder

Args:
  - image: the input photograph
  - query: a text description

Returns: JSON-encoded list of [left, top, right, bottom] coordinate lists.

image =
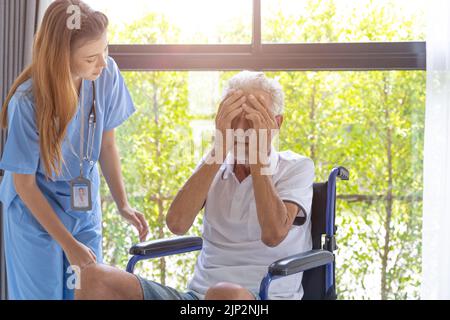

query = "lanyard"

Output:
[[78, 81, 97, 177]]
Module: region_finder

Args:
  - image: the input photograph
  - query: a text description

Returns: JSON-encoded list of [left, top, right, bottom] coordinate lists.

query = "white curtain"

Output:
[[421, 0, 450, 300]]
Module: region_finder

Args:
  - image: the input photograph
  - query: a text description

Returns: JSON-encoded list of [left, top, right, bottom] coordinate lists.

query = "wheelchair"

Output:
[[126, 167, 349, 300]]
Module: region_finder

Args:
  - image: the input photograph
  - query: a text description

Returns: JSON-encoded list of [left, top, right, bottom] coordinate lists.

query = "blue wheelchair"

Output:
[[126, 167, 349, 300]]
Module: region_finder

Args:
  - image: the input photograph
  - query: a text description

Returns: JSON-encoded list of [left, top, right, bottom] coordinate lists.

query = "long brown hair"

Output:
[[0, 0, 108, 178]]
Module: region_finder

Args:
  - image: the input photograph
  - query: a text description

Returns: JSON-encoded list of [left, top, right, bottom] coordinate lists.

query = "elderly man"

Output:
[[75, 71, 315, 300]]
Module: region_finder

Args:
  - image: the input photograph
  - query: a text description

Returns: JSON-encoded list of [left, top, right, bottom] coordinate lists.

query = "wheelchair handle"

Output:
[[336, 167, 350, 181]]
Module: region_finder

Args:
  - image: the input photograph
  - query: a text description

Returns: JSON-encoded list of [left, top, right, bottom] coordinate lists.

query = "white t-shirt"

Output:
[[187, 149, 315, 300]]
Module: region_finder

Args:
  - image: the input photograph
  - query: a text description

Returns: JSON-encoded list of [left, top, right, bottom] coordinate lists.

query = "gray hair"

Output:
[[223, 71, 285, 115]]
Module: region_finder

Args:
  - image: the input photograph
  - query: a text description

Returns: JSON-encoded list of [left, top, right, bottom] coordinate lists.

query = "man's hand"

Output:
[[243, 94, 278, 130], [214, 90, 247, 157], [243, 94, 279, 163]]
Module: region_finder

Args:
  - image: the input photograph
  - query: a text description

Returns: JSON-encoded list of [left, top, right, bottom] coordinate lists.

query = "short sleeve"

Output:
[[276, 158, 315, 220], [0, 95, 40, 174], [103, 58, 136, 131]]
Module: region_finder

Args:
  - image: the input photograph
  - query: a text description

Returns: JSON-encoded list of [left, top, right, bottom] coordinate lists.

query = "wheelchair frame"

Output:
[[126, 166, 349, 300]]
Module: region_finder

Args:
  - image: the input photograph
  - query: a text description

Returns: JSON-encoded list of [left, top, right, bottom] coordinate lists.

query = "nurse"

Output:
[[0, 0, 149, 299]]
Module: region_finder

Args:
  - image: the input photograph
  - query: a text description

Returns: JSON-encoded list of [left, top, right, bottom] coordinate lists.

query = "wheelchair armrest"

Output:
[[268, 249, 334, 277], [129, 236, 203, 256]]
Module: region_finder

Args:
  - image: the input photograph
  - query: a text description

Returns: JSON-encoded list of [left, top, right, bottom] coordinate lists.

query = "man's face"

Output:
[[230, 89, 281, 164]]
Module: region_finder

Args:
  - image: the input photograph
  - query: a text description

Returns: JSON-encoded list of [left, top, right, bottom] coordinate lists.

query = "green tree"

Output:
[[100, 13, 200, 287], [262, 0, 425, 299], [99, 0, 425, 299]]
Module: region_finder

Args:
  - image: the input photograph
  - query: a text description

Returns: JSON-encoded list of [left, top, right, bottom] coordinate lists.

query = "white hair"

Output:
[[223, 71, 285, 115]]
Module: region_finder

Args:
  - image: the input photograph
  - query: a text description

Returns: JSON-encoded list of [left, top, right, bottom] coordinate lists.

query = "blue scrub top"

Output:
[[0, 57, 136, 215]]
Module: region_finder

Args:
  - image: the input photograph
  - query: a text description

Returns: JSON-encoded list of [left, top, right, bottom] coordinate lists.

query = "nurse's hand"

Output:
[[66, 242, 97, 271], [120, 206, 149, 242]]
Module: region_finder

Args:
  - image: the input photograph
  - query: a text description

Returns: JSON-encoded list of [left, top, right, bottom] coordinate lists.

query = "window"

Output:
[[85, 0, 425, 299], [262, 0, 426, 43], [89, 0, 253, 44]]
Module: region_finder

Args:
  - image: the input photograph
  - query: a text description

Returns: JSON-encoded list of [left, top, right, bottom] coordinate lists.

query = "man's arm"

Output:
[[166, 90, 246, 235], [166, 151, 222, 235], [250, 165, 300, 247], [244, 94, 300, 247]]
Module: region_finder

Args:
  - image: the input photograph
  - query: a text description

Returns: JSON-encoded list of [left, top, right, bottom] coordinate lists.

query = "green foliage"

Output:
[[271, 70, 424, 299], [100, 13, 201, 288], [100, 1, 425, 299]]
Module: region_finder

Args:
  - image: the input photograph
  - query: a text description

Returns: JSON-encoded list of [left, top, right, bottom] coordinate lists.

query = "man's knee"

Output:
[[75, 264, 107, 300], [205, 282, 254, 300]]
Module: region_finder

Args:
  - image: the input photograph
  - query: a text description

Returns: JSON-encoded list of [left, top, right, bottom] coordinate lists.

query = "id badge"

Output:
[[70, 176, 93, 211]]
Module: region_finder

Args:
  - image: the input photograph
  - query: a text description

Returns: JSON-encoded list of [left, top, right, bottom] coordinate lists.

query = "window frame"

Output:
[[108, 0, 426, 71]]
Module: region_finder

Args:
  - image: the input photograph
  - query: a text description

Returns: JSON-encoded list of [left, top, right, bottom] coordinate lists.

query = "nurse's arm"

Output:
[[12, 174, 93, 263], [99, 129, 149, 241], [99, 129, 130, 211]]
